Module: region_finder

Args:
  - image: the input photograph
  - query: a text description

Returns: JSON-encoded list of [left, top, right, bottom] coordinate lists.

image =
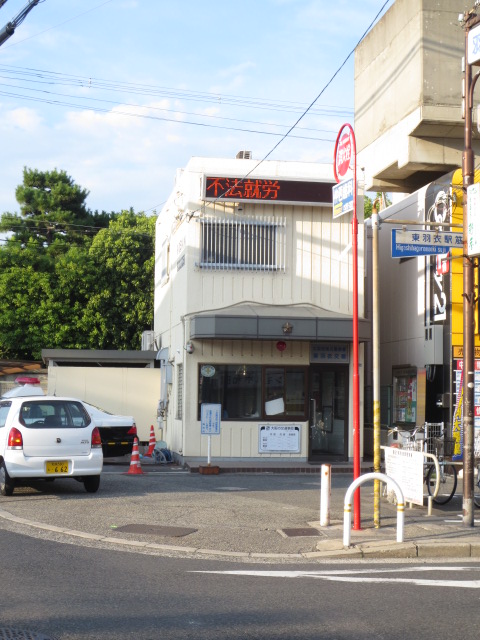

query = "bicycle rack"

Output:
[[343, 472, 404, 547]]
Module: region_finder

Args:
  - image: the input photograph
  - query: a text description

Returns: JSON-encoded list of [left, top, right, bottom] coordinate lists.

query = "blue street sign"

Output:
[[332, 177, 354, 219], [391, 229, 464, 258]]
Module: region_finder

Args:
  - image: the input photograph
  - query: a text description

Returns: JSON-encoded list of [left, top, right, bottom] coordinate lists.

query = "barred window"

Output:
[[176, 364, 183, 419], [198, 217, 285, 271]]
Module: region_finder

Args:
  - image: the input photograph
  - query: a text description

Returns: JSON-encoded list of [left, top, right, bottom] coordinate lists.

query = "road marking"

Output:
[[444, 515, 480, 524], [193, 566, 480, 588]]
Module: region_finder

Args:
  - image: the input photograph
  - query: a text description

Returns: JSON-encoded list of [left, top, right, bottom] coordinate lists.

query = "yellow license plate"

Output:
[[46, 461, 69, 474]]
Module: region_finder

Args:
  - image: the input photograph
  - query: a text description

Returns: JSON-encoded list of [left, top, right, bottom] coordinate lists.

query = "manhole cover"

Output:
[[115, 524, 197, 537], [0, 630, 58, 640], [281, 528, 323, 537]]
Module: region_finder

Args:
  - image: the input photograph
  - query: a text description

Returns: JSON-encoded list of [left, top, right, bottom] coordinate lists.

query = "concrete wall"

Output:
[[355, 0, 469, 192]]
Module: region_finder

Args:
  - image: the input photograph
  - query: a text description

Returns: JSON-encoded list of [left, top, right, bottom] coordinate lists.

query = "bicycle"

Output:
[[388, 423, 457, 505]]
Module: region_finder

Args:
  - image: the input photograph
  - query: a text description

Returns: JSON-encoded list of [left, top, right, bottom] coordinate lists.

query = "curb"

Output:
[[1, 507, 479, 560]]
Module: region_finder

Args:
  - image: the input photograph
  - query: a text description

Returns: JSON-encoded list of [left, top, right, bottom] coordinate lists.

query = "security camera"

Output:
[[185, 341, 194, 354]]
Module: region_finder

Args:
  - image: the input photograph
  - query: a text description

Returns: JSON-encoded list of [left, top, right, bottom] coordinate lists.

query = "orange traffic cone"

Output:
[[125, 437, 144, 475], [144, 425, 156, 457]]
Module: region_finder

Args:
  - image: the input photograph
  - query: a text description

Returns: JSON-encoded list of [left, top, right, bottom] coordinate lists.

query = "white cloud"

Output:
[[4, 107, 42, 132]]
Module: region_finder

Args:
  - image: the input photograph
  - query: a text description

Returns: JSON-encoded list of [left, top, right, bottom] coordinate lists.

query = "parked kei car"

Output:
[[81, 403, 137, 458], [0, 395, 103, 496], [1, 378, 138, 460]]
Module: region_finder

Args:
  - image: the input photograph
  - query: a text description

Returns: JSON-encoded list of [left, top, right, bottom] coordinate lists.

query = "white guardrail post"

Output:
[[343, 472, 404, 547]]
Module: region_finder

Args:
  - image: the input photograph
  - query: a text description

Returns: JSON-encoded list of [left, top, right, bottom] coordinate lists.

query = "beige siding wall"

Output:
[[47, 367, 161, 442]]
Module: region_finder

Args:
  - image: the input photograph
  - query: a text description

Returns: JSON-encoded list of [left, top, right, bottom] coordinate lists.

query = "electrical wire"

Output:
[[0, 63, 353, 118], [0, 86, 336, 141], [0, 78, 341, 135], [188, 0, 393, 219]]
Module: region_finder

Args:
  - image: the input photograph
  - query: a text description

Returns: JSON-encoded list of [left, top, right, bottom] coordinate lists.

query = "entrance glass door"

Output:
[[309, 365, 348, 461]]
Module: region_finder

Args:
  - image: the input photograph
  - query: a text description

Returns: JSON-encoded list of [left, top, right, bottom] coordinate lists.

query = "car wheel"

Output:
[[0, 462, 15, 496], [83, 475, 100, 493]]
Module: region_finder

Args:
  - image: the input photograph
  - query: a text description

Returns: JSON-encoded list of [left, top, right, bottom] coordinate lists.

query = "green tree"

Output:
[[81, 210, 155, 350], [364, 192, 392, 219], [0, 171, 155, 359], [0, 167, 115, 247]]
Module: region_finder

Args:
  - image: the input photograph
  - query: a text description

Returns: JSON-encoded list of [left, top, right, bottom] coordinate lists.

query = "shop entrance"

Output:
[[308, 365, 348, 461]]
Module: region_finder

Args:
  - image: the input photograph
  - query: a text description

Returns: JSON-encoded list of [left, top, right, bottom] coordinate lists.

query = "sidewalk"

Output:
[[0, 459, 479, 561]]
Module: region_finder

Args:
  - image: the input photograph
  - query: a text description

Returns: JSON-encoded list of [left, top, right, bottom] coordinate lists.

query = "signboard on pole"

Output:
[[333, 126, 354, 183], [332, 177, 354, 219], [467, 183, 480, 256], [200, 403, 221, 435], [468, 22, 480, 66], [391, 229, 464, 258]]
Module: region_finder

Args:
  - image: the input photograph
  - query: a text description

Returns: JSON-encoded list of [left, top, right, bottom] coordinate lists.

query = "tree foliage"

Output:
[[364, 192, 392, 219], [0, 169, 155, 360]]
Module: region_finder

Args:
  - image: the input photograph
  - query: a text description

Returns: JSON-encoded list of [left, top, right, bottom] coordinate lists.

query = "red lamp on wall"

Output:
[[276, 341, 287, 352]]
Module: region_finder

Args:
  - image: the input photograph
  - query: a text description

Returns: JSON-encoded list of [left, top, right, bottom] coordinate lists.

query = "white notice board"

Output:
[[258, 425, 300, 453], [200, 403, 221, 435], [384, 447, 424, 506]]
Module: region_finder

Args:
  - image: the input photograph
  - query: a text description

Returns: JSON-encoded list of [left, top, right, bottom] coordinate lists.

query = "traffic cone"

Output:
[[125, 437, 144, 475], [144, 425, 156, 457]]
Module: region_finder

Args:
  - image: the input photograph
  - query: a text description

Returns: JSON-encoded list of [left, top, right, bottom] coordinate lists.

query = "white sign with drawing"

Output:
[[258, 425, 300, 453], [384, 446, 424, 506]]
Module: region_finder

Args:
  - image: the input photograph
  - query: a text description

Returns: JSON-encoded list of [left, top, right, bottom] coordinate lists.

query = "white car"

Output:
[[0, 395, 103, 496], [81, 403, 137, 458]]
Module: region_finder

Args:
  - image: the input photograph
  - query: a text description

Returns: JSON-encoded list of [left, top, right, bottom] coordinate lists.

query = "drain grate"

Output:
[[115, 524, 197, 537], [281, 527, 323, 537], [0, 629, 58, 640]]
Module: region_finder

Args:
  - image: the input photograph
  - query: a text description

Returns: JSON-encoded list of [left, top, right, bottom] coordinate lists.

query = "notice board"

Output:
[[384, 446, 424, 506], [258, 425, 300, 453]]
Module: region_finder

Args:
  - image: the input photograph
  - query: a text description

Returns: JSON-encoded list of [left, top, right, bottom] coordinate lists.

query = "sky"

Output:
[[0, 0, 392, 217]]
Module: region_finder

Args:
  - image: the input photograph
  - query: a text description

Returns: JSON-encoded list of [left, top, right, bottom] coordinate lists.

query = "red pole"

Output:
[[333, 124, 361, 530], [351, 135, 361, 530]]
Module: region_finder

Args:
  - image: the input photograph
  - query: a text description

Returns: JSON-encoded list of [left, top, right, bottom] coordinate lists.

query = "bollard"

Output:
[[320, 464, 331, 526], [343, 472, 404, 547]]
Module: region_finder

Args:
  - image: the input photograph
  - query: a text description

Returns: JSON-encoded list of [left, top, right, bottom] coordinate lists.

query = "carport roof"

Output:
[[42, 349, 158, 367]]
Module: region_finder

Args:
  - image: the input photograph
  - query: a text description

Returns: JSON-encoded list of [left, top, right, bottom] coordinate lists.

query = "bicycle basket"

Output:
[[435, 437, 456, 458], [443, 438, 456, 458]]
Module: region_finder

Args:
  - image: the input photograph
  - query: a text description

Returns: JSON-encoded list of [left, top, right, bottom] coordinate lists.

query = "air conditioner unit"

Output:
[[236, 150, 252, 159], [141, 330, 156, 351], [424, 325, 443, 365]]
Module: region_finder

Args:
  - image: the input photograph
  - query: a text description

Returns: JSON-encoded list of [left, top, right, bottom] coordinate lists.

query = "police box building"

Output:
[[153, 155, 370, 468]]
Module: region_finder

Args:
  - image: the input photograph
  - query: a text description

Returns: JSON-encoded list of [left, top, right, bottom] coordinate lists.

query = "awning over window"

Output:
[[189, 305, 371, 341]]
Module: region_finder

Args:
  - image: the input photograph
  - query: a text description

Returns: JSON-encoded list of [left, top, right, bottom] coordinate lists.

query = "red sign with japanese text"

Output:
[[204, 176, 333, 205], [334, 125, 354, 183]]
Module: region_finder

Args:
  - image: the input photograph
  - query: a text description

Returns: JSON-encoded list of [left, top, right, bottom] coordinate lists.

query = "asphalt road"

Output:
[[1, 528, 480, 640]]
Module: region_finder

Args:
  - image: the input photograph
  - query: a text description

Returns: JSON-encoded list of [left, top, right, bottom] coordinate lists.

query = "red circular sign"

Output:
[[334, 125, 355, 183]]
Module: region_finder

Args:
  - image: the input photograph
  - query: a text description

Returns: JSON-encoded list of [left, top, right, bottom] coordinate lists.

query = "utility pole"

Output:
[[372, 199, 381, 528], [0, 0, 41, 47], [460, 6, 480, 527]]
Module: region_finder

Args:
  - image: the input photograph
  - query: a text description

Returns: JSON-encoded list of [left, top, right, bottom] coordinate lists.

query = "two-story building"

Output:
[[153, 155, 370, 467]]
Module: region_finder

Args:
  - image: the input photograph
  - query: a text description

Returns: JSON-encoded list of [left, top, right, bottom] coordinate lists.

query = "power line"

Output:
[[0, 78, 342, 135], [0, 87, 336, 141], [188, 0, 393, 219], [0, 64, 353, 118]]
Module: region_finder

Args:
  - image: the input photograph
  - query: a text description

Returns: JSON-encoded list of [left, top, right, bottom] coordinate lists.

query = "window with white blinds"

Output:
[[176, 364, 183, 419], [198, 217, 286, 271]]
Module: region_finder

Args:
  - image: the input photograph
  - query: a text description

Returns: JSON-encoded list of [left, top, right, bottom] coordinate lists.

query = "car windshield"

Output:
[[20, 400, 91, 428]]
